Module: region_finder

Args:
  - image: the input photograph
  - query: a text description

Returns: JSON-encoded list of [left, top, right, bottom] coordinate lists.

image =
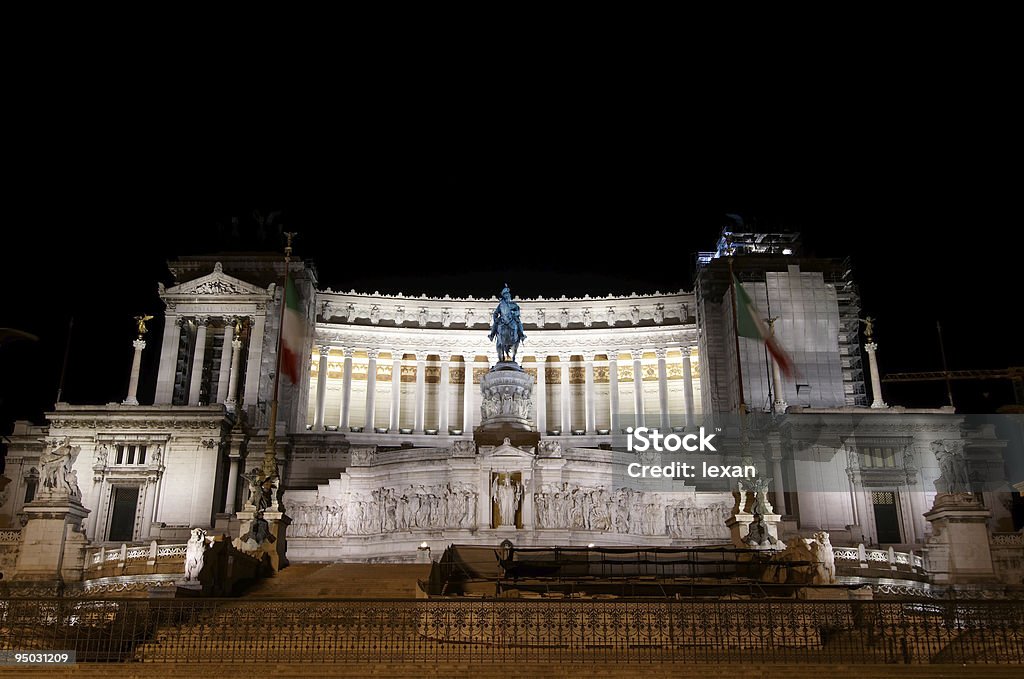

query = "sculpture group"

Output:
[[289, 483, 480, 537]]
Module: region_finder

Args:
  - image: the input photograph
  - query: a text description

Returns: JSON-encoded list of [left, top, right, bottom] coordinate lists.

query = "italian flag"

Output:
[[733, 275, 796, 377], [280, 275, 304, 383]]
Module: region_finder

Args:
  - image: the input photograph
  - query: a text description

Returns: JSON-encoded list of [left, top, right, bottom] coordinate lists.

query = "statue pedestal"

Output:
[[726, 513, 784, 550], [479, 362, 534, 432], [233, 506, 288, 572], [924, 493, 995, 584], [13, 495, 90, 583]]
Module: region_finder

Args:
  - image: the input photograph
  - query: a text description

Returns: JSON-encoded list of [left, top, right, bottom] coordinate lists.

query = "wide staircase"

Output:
[[241, 562, 430, 599], [4, 663, 1022, 678]]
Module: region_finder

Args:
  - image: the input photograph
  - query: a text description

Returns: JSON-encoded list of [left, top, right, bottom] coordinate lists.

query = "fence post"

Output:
[[858, 543, 868, 568], [888, 546, 896, 571]]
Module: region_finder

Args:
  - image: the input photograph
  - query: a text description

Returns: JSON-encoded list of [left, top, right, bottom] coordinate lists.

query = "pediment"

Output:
[[481, 437, 536, 459], [162, 262, 270, 298]]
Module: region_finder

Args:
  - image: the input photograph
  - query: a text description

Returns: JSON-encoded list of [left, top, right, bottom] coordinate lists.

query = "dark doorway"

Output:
[[871, 491, 901, 544], [108, 486, 140, 542]]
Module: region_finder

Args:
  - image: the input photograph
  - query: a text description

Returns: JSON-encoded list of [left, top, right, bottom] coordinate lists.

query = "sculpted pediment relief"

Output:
[[161, 262, 269, 298], [480, 437, 536, 459]]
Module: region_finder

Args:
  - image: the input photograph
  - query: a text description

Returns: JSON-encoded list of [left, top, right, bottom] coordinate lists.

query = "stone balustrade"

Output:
[[833, 543, 925, 573]]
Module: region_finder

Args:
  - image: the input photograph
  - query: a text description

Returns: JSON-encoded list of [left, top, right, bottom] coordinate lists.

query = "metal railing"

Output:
[[1, 597, 1021, 664]]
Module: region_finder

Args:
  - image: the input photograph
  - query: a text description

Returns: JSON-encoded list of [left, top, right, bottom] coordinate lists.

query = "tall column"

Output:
[[535, 355, 547, 433], [123, 338, 146, 405], [768, 319, 788, 413], [559, 353, 572, 434], [414, 354, 426, 433], [865, 342, 887, 408], [584, 355, 596, 433], [154, 312, 180, 404], [462, 354, 475, 432], [681, 350, 695, 428], [364, 349, 379, 430], [188, 317, 209, 406], [390, 350, 402, 431], [313, 345, 330, 430], [631, 349, 646, 428], [607, 351, 620, 433], [339, 348, 354, 430], [225, 336, 243, 411], [768, 442, 787, 516], [215, 321, 234, 403], [656, 347, 670, 431], [243, 313, 266, 408], [438, 352, 451, 433], [224, 455, 240, 513]]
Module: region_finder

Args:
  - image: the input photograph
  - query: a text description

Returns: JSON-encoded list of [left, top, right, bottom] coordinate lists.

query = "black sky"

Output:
[[2, 119, 1022, 432]]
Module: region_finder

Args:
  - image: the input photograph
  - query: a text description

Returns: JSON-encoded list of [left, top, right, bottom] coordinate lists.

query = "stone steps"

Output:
[[3, 663, 1021, 678], [242, 563, 430, 599]]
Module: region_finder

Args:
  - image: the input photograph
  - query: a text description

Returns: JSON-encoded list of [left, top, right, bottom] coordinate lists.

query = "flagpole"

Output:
[[263, 231, 297, 479]]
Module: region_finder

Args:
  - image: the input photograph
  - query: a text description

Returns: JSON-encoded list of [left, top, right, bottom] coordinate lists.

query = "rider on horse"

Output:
[[488, 283, 527, 362]]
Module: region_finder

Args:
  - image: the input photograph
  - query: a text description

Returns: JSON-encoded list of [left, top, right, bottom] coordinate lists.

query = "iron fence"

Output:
[[1, 597, 1021, 664]]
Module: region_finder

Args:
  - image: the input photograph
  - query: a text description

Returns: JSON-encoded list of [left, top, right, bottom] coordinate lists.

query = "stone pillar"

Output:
[[463, 354, 475, 432], [154, 312, 180, 405], [438, 352, 451, 433], [865, 342, 887, 408], [123, 338, 146, 405], [607, 351, 620, 433], [225, 336, 243, 411], [559, 353, 572, 434], [414, 354, 426, 433], [656, 347, 670, 431], [584, 356, 596, 433], [390, 351, 402, 431], [768, 442, 787, 516], [364, 349, 379, 430], [681, 351, 695, 428], [243, 313, 265, 409], [188, 317, 209, 406], [535, 355, 547, 432], [631, 349, 645, 428], [216, 321, 234, 404], [224, 455, 240, 513], [924, 495, 995, 584], [313, 345, 330, 431], [339, 348, 353, 430], [140, 477, 158, 539]]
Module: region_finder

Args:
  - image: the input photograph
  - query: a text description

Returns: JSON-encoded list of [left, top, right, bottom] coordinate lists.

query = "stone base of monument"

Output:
[[12, 496, 90, 582], [479, 361, 534, 432], [726, 512, 785, 550], [234, 506, 290, 572], [924, 493, 995, 584]]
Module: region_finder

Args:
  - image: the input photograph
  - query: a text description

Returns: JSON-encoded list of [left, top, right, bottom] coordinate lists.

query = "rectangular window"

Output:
[[108, 486, 140, 542], [860, 447, 897, 468], [24, 480, 37, 503], [116, 445, 125, 465]]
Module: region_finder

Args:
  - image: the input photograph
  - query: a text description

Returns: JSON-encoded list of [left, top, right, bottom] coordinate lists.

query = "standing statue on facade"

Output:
[[491, 474, 522, 527], [489, 284, 526, 363]]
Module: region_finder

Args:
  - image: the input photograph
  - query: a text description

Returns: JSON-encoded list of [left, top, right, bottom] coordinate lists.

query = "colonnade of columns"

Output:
[[155, 315, 254, 409], [310, 348, 699, 434]]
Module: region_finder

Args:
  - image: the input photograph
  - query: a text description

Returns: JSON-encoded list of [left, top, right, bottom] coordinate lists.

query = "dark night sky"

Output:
[[2, 124, 1022, 434]]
